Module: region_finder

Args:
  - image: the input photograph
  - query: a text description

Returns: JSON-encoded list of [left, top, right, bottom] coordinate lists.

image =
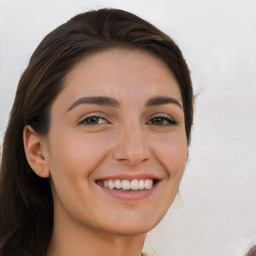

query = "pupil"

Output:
[[88, 117, 98, 124], [154, 118, 163, 125]]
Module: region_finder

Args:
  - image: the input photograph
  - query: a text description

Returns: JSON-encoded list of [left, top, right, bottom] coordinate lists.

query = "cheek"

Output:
[[45, 130, 114, 217], [151, 131, 188, 177], [46, 130, 113, 181]]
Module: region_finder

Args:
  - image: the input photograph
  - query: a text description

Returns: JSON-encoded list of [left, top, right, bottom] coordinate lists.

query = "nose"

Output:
[[112, 124, 150, 166]]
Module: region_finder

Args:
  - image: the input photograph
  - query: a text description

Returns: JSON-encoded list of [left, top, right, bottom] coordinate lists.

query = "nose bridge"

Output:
[[113, 119, 150, 165]]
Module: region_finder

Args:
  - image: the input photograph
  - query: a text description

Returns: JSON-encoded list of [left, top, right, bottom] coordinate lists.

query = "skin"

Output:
[[24, 49, 188, 256]]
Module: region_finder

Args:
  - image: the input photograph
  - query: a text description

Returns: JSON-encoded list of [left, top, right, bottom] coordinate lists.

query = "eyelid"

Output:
[[147, 113, 177, 125], [150, 113, 175, 120], [78, 112, 109, 125], [77, 112, 177, 126]]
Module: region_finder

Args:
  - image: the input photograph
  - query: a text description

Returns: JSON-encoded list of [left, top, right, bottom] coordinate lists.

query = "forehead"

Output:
[[53, 48, 182, 110]]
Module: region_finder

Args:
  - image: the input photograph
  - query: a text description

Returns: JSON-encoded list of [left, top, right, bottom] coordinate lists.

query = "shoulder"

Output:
[[247, 245, 256, 256]]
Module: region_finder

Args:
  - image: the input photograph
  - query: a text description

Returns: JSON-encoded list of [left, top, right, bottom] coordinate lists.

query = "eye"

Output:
[[147, 115, 177, 126], [80, 116, 107, 125]]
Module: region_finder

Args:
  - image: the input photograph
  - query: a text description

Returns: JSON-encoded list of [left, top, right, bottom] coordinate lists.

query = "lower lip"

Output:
[[97, 182, 159, 201]]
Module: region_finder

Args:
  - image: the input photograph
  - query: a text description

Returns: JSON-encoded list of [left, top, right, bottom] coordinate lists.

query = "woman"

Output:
[[0, 8, 193, 256]]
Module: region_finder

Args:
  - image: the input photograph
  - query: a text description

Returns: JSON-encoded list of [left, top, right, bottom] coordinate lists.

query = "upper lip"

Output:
[[95, 173, 162, 181]]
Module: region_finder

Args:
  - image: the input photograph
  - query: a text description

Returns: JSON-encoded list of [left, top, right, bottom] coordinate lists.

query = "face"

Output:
[[43, 49, 187, 236]]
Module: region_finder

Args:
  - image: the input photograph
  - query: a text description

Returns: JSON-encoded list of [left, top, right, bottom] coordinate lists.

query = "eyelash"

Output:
[[79, 114, 177, 126], [79, 115, 108, 125], [146, 115, 177, 126]]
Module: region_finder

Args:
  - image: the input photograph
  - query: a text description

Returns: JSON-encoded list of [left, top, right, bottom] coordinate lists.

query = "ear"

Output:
[[23, 125, 50, 178]]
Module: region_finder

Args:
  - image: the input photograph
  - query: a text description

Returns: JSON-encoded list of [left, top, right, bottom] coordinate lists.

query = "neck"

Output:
[[47, 213, 146, 256]]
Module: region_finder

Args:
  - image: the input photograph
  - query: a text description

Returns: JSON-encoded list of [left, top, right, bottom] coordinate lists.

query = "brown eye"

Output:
[[86, 117, 100, 124], [81, 116, 107, 125], [152, 118, 164, 125], [148, 116, 177, 126]]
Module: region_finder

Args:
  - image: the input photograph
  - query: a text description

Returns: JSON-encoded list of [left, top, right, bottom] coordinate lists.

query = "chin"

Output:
[[97, 211, 165, 236], [104, 224, 154, 237]]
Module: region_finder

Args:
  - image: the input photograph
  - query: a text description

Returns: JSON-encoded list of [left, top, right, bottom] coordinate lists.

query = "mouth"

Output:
[[96, 178, 159, 192]]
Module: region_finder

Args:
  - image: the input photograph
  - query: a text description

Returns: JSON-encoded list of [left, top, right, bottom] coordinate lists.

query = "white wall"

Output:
[[1, 0, 256, 255]]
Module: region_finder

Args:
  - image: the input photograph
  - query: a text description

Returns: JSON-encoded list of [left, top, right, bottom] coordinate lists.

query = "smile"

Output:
[[96, 175, 161, 200], [97, 179, 155, 191]]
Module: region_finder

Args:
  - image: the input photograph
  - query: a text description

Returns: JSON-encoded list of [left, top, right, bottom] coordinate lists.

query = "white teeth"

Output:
[[114, 180, 122, 189], [100, 179, 154, 191], [130, 179, 139, 190], [122, 180, 131, 190], [139, 179, 144, 190], [145, 179, 153, 189], [108, 180, 115, 189]]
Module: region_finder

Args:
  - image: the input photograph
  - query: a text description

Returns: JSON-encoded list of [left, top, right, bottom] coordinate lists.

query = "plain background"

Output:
[[0, 0, 256, 255]]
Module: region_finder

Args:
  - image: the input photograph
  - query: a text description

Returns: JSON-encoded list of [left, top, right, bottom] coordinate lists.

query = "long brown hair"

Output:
[[0, 8, 193, 256]]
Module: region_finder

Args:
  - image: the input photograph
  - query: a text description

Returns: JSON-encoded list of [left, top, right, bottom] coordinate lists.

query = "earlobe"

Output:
[[23, 125, 50, 178]]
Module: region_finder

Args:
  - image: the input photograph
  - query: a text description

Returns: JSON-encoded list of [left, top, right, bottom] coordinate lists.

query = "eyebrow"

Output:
[[67, 96, 120, 111], [67, 95, 183, 112], [145, 96, 183, 109]]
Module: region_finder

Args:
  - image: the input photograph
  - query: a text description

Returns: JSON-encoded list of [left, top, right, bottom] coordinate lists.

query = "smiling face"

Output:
[[42, 48, 187, 236]]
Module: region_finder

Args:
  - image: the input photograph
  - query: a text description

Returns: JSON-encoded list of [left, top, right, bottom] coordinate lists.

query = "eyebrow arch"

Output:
[[67, 95, 183, 112], [145, 96, 183, 109], [67, 96, 120, 112]]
